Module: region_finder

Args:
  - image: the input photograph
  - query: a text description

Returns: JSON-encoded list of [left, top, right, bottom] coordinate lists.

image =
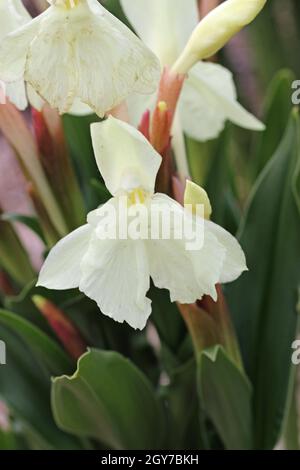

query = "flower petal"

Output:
[[179, 61, 265, 141], [147, 194, 226, 302], [91, 116, 162, 196], [37, 224, 92, 290], [0, 14, 42, 82], [72, 1, 160, 116], [25, 9, 76, 114], [205, 219, 248, 283], [80, 235, 151, 330], [120, 0, 198, 65], [6, 80, 28, 110]]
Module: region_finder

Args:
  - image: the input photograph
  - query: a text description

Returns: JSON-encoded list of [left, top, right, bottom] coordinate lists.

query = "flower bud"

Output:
[[173, 0, 267, 74], [184, 180, 212, 219]]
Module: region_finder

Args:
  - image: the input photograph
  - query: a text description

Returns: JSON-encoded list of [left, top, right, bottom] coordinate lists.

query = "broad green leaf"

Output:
[[161, 359, 203, 449], [198, 346, 253, 450], [252, 69, 296, 178], [0, 310, 79, 449], [52, 349, 165, 450], [227, 110, 300, 448]]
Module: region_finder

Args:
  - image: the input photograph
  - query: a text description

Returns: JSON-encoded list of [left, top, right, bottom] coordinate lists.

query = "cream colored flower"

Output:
[[0, 0, 160, 116], [0, 0, 31, 109], [38, 116, 247, 330], [121, 0, 265, 141]]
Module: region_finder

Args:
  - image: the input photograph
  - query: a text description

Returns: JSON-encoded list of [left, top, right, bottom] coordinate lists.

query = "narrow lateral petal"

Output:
[[179, 62, 264, 141], [37, 224, 92, 290], [205, 219, 248, 284]]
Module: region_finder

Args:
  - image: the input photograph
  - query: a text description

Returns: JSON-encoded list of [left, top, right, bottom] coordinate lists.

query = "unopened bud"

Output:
[[173, 0, 267, 74], [184, 180, 212, 219]]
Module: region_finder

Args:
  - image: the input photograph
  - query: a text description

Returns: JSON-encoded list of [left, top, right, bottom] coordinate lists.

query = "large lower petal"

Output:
[[120, 0, 198, 66], [147, 194, 226, 303], [25, 9, 76, 114], [179, 61, 264, 141], [79, 235, 151, 330], [37, 224, 92, 290], [73, 0, 160, 117], [91, 117, 161, 196]]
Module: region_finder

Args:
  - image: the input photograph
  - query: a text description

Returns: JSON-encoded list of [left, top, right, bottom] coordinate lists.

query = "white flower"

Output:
[[0, 0, 160, 117], [38, 116, 247, 330], [121, 0, 265, 141], [0, 0, 31, 110]]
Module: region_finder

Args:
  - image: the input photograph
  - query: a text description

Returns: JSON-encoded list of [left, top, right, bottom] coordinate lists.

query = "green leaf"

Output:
[[204, 126, 240, 232], [198, 346, 253, 450], [150, 286, 185, 355], [62, 114, 100, 210], [0, 219, 35, 286], [161, 359, 203, 449], [1, 213, 46, 244], [0, 309, 79, 449], [227, 110, 300, 448], [252, 69, 296, 178], [52, 349, 165, 450]]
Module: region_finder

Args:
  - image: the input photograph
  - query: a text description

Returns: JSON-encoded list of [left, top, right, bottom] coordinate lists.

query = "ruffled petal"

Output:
[[205, 220, 248, 283], [72, 1, 160, 116], [147, 194, 226, 303], [37, 224, 92, 290], [120, 0, 198, 65], [80, 235, 151, 330], [91, 117, 161, 196], [24, 9, 76, 114], [179, 61, 265, 141]]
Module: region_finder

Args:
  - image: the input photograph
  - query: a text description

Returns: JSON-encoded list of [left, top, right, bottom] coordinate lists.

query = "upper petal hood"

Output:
[[179, 61, 265, 141], [120, 0, 198, 66], [91, 117, 162, 196]]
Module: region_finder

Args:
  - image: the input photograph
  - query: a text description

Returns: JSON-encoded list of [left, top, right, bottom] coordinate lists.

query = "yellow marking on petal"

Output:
[[184, 180, 212, 220], [55, 0, 81, 9], [66, 0, 80, 8], [127, 188, 147, 206]]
